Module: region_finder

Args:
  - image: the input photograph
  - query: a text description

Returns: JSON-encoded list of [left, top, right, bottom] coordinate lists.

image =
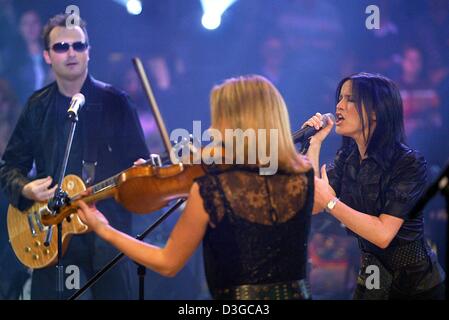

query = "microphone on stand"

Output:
[[67, 93, 85, 120]]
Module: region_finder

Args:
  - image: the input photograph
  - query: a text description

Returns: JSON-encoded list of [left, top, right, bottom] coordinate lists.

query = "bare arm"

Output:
[[77, 182, 209, 277], [326, 198, 403, 249], [314, 172, 403, 249], [306, 141, 322, 177]]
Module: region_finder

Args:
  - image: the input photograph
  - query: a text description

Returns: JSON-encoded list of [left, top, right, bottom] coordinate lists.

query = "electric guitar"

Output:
[[7, 173, 117, 269], [7, 159, 200, 269]]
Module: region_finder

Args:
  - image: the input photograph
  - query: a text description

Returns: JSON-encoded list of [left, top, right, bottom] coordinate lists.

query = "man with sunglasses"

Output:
[[0, 13, 149, 299]]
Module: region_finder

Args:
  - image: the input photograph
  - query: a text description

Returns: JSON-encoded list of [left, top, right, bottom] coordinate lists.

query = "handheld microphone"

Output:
[[293, 113, 335, 144], [67, 93, 85, 120]]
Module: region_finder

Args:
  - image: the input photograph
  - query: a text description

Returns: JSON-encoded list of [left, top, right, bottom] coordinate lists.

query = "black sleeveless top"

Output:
[[195, 165, 314, 295]]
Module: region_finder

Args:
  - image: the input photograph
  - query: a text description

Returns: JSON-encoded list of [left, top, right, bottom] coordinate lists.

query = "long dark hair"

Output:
[[336, 72, 406, 160]]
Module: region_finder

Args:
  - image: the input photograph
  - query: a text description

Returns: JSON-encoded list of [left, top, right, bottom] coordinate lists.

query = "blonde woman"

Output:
[[77, 75, 315, 300]]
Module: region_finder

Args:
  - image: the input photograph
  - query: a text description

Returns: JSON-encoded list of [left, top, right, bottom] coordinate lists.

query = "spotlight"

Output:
[[112, 0, 142, 15], [200, 0, 237, 30], [126, 0, 142, 15], [202, 13, 221, 30]]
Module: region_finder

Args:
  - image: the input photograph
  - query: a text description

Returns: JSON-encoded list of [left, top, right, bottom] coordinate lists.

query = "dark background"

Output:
[[0, 0, 448, 299]]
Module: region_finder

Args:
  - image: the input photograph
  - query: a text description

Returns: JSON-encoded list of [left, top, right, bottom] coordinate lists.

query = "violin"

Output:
[[41, 161, 206, 226], [9, 160, 205, 268]]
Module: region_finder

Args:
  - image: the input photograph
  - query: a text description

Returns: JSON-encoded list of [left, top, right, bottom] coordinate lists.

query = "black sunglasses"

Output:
[[50, 41, 89, 53]]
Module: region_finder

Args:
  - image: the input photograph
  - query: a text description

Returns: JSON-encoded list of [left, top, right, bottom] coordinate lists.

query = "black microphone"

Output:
[[67, 93, 85, 120], [293, 113, 335, 144]]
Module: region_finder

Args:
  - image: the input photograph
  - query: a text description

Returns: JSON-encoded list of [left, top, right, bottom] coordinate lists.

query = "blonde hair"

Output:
[[210, 75, 310, 173]]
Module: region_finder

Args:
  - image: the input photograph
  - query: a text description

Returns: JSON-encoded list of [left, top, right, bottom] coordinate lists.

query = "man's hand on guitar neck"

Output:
[[22, 176, 58, 202]]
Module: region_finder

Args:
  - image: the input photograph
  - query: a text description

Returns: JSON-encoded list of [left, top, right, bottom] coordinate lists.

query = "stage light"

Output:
[[112, 0, 142, 15], [126, 0, 142, 15], [200, 0, 237, 30], [202, 13, 221, 30]]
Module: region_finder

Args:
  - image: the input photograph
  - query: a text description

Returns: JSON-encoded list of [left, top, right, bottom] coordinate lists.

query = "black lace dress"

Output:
[[195, 166, 314, 299]]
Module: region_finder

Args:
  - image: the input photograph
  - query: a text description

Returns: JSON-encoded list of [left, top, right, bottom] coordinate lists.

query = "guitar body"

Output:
[[7, 175, 89, 269]]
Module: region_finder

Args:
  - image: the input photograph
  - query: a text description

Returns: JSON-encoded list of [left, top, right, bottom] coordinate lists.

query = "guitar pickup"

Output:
[[27, 214, 36, 237], [34, 211, 45, 232]]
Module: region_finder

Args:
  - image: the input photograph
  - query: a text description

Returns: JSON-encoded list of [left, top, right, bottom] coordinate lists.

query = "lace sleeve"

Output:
[[194, 174, 225, 227]]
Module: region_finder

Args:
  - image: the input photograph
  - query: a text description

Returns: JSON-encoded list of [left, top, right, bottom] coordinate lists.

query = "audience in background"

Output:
[[3, 10, 53, 104], [0, 79, 30, 300], [396, 45, 442, 168]]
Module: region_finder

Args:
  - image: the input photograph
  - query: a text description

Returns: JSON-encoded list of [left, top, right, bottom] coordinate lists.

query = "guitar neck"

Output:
[[73, 174, 119, 205], [41, 173, 121, 226], [92, 174, 118, 193]]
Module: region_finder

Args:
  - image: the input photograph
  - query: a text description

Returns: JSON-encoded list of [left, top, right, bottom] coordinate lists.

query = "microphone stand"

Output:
[[406, 160, 449, 299], [44, 111, 79, 300], [68, 198, 186, 300]]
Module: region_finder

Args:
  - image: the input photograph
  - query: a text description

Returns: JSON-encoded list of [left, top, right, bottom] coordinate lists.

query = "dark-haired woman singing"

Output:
[[306, 72, 445, 299]]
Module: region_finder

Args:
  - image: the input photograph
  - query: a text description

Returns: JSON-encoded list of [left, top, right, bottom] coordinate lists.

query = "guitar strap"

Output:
[[81, 98, 103, 186]]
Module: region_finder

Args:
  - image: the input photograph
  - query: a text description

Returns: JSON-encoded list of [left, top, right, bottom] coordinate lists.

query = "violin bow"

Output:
[[132, 57, 173, 163]]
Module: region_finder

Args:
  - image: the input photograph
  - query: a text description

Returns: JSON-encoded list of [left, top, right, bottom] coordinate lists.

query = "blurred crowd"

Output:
[[0, 0, 448, 299]]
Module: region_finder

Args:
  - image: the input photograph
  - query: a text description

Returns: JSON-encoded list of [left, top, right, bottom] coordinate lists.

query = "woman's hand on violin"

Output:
[[76, 200, 110, 233], [302, 112, 334, 145]]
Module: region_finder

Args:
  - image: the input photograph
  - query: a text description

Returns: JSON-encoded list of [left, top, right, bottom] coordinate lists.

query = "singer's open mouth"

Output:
[[336, 113, 345, 125]]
